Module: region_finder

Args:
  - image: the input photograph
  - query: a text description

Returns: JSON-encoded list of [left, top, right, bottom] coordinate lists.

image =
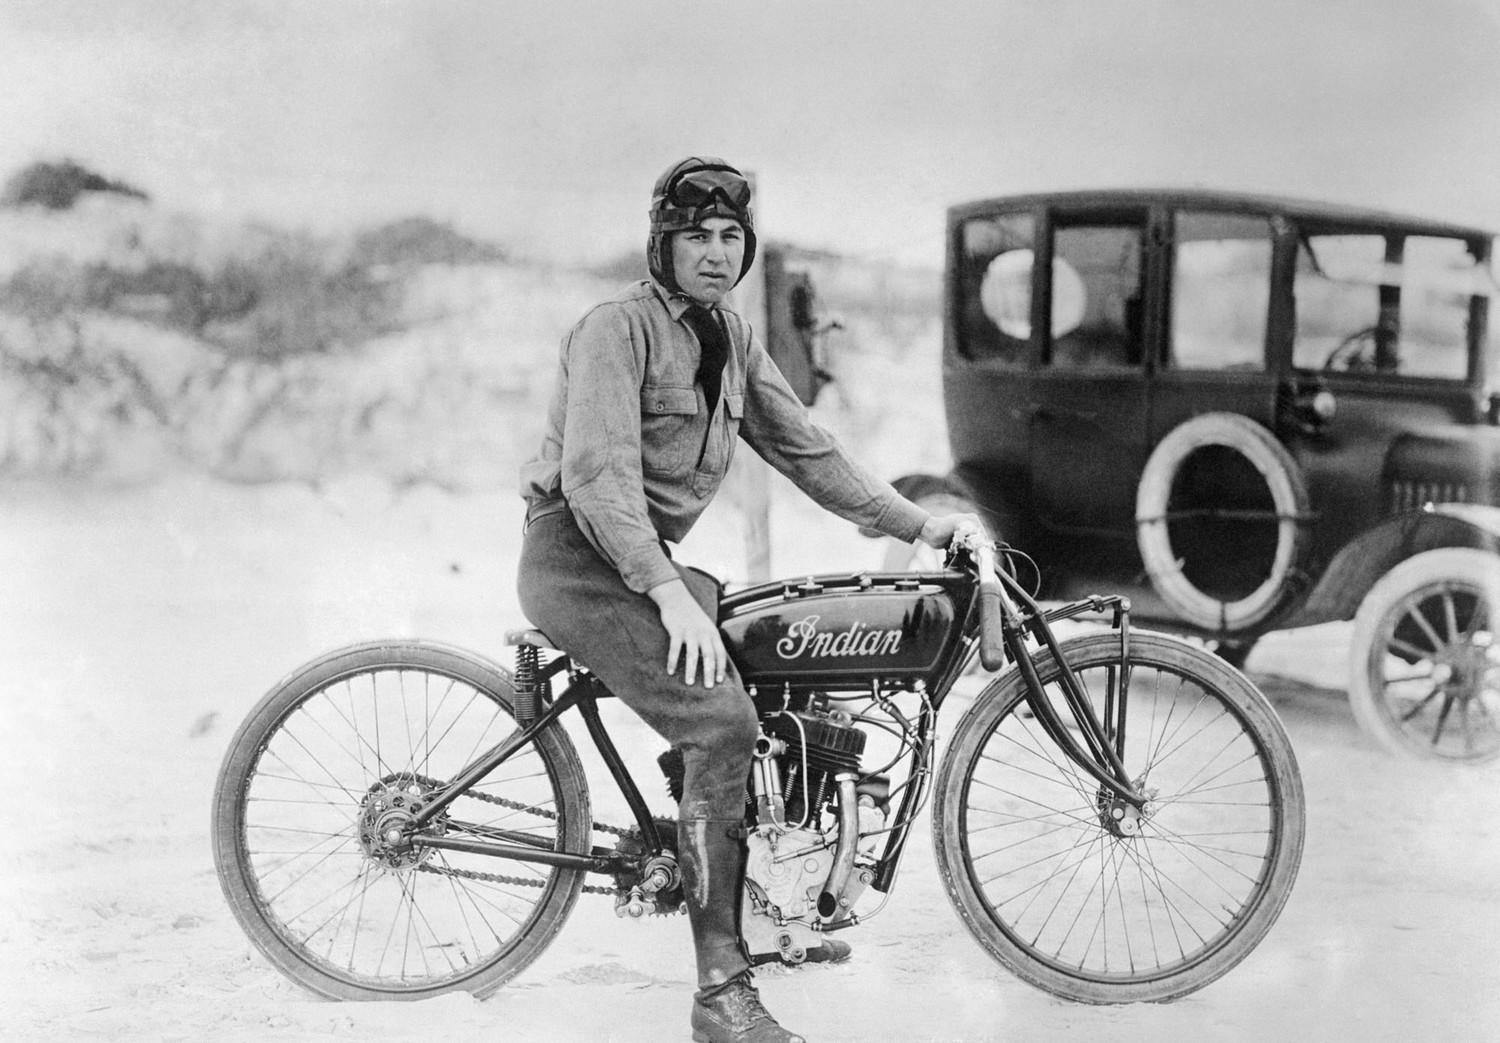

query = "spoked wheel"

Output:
[[1349, 548, 1500, 763], [212, 641, 591, 1000], [933, 631, 1305, 1003]]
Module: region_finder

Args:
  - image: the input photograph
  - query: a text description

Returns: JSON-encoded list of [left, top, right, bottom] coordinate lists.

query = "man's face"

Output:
[[671, 216, 745, 306]]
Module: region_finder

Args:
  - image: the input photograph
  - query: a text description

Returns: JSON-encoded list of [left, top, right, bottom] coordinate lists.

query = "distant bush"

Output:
[[352, 217, 507, 269], [0, 196, 944, 486], [2, 159, 149, 210], [202, 239, 398, 359], [0, 230, 400, 360], [0, 258, 90, 320]]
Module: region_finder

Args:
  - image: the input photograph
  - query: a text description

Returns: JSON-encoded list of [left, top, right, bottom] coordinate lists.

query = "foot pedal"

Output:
[[749, 936, 852, 968]]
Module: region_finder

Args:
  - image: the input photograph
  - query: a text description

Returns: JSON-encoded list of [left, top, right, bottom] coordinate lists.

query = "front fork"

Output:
[[995, 571, 1148, 808]]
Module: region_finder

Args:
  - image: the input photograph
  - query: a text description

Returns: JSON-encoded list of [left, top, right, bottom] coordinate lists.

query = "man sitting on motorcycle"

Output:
[[518, 155, 978, 1043]]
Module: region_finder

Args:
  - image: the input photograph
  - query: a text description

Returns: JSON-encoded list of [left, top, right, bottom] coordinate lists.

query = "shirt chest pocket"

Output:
[[701, 390, 745, 477], [723, 391, 744, 440], [640, 384, 699, 477]]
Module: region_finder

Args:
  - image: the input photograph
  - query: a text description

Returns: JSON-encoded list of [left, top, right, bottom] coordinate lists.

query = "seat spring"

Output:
[[514, 644, 541, 725]]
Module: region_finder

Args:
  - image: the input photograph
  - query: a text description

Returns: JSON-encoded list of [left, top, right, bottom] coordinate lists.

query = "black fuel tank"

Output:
[[719, 572, 974, 688]]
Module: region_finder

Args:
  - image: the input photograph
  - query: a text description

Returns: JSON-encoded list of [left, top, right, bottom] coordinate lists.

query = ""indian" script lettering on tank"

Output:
[[775, 615, 903, 660]]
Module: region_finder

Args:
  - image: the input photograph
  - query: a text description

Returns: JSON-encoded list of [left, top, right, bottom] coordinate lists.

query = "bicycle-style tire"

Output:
[[933, 631, 1304, 1003], [212, 640, 591, 1000]]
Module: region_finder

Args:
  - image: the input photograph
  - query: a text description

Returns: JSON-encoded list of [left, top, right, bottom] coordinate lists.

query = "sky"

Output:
[[2, 0, 1499, 266]]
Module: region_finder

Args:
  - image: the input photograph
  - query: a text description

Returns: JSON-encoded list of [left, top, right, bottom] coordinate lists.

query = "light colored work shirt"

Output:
[[520, 278, 929, 592]]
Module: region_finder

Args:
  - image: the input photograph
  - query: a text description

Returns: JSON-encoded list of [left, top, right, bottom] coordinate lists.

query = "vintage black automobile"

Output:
[[878, 189, 1500, 763]]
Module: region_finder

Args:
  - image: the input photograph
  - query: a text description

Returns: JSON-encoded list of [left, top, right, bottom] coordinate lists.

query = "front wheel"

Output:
[[1348, 548, 1500, 763], [933, 631, 1305, 1003], [212, 641, 592, 1000]]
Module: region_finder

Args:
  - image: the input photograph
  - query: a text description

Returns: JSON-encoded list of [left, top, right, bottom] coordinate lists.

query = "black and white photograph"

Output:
[[3, 2, 1500, 1040]]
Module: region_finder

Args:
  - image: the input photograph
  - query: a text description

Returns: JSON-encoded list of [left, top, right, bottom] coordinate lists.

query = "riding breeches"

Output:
[[516, 508, 757, 820]]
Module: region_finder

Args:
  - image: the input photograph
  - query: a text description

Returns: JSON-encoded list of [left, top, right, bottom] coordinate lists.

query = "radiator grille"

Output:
[[1387, 479, 1471, 513]]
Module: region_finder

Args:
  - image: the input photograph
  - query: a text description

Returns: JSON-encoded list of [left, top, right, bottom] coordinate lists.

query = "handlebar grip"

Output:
[[970, 540, 1008, 670], [978, 587, 1007, 670]]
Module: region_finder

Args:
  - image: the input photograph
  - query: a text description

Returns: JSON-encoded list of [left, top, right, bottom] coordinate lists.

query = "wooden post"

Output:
[[728, 172, 773, 582]]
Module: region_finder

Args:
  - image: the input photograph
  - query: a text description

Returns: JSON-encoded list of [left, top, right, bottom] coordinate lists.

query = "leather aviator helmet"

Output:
[[647, 156, 757, 294]]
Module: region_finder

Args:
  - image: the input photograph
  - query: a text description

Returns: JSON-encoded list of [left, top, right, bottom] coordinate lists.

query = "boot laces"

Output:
[[694, 972, 806, 1043], [716, 975, 774, 1027]]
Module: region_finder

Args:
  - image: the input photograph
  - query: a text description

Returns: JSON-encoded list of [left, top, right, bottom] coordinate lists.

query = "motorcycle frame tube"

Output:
[[418, 834, 618, 872], [869, 712, 936, 894], [410, 676, 582, 826], [407, 667, 668, 875], [575, 680, 667, 853]]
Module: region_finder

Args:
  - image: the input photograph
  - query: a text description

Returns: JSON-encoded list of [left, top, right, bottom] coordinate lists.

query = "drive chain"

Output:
[[399, 771, 638, 840], [415, 861, 618, 895], [417, 780, 635, 896], [457, 781, 639, 840]]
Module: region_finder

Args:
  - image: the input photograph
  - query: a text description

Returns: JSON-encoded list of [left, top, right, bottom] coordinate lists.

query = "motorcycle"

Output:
[[211, 533, 1304, 1006]]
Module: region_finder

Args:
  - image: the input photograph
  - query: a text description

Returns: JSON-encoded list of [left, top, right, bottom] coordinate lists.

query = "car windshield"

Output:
[[1292, 231, 1493, 380]]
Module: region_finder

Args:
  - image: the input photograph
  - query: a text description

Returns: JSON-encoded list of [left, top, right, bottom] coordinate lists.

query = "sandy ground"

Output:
[[2, 474, 1498, 1042]]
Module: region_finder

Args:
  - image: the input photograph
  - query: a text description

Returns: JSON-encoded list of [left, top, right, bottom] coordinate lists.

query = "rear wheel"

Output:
[[212, 641, 591, 1000], [933, 631, 1304, 1003], [1348, 549, 1500, 763]]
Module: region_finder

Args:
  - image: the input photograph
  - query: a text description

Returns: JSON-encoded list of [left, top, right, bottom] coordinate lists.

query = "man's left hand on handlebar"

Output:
[[917, 513, 985, 549]]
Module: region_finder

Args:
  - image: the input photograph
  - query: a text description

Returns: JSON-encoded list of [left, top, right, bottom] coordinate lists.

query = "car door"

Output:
[[1148, 208, 1281, 440], [1139, 207, 1287, 618], [1028, 206, 1155, 536]]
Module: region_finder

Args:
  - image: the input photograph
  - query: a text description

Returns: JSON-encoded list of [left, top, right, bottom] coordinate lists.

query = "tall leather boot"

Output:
[[679, 817, 806, 1043]]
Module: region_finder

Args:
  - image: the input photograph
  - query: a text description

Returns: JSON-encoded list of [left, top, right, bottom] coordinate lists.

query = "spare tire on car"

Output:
[[1135, 413, 1310, 632]]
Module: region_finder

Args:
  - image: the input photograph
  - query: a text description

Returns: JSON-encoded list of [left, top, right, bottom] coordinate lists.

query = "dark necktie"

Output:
[[683, 304, 728, 416]]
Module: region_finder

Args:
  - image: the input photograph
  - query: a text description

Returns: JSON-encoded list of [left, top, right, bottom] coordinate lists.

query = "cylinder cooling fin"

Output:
[[758, 710, 867, 826], [763, 712, 866, 774]]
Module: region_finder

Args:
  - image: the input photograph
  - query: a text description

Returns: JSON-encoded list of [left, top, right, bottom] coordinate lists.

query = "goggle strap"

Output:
[[667, 163, 744, 188], [654, 203, 754, 228]]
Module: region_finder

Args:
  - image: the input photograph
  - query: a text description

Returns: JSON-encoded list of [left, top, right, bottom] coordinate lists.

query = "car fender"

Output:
[[862, 469, 1016, 539], [1285, 503, 1500, 627], [858, 472, 956, 538]]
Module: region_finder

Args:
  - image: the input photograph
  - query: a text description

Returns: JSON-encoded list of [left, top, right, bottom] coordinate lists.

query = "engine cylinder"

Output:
[[762, 711, 865, 824]]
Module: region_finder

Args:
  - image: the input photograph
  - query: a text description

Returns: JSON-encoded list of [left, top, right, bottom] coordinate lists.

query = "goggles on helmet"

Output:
[[666, 165, 751, 210], [655, 165, 753, 228]]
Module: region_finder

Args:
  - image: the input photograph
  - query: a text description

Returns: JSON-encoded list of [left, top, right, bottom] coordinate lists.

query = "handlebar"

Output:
[[951, 530, 1009, 671]]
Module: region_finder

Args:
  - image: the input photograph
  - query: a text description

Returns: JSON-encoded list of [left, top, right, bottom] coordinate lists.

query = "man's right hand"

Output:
[[647, 578, 727, 689], [918, 512, 985, 549]]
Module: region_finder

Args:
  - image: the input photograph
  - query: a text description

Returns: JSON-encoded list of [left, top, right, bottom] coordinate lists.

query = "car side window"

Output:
[[1170, 212, 1272, 371], [957, 213, 1035, 366], [1293, 233, 1477, 379], [1047, 223, 1142, 369], [1293, 234, 1390, 372], [1399, 237, 1484, 381]]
